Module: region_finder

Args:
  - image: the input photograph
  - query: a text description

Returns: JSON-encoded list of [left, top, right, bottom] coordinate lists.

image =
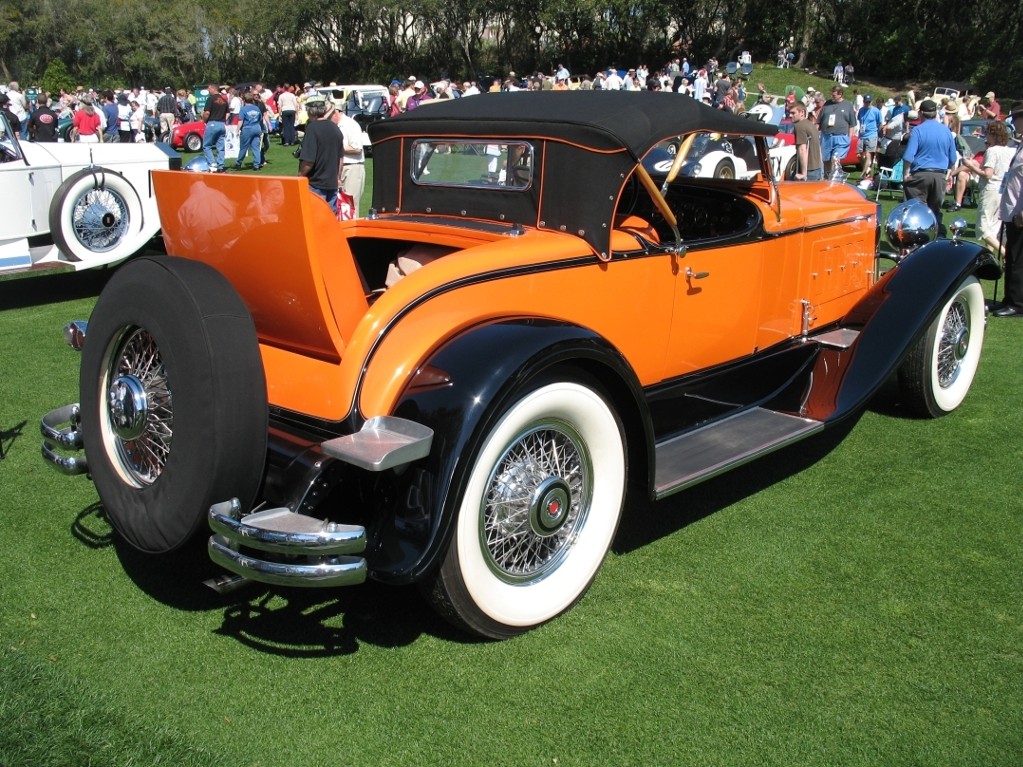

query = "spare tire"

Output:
[[79, 256, 268, 553]]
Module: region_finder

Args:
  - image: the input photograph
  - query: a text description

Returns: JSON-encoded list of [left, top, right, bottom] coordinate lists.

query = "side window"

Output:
[[410, 140, 533, 190]]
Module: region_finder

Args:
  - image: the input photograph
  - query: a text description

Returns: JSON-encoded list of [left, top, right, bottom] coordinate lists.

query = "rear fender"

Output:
[[366, 319, 648, 583], [803, 238, 998, 422]]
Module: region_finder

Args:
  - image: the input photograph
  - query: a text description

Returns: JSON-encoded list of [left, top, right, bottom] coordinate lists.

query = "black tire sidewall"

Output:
[[80, 256, 268, 553]]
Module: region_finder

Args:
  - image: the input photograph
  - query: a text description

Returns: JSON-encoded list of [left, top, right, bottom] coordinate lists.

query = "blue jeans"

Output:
[[202, 120, 226, 169], [308, 186, 338, 214], [806, 167, 824, 181], [235, 126, 263, 167]]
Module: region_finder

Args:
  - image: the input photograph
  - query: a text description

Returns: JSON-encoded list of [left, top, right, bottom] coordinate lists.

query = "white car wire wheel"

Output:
[[48, 168, 147, 266], [79, 257, 267, 553], [431, 376, 626, 639], [898, 275, 985, 417]]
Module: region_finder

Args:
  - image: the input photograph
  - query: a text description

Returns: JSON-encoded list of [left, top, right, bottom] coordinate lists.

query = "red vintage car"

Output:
[[168, 120, 205, 152]]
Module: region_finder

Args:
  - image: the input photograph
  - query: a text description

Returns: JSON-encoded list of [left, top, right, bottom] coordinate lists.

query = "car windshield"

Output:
[[410, 140, 534, 189]]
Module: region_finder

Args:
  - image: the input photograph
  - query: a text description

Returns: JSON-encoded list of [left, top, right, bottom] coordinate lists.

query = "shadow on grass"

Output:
[[0, 266, 115, 309], [94, 506, 471, 652], [613, 415, 860, 555], [0, 419, 26, 459], [212, 580, 467, 656], [83, 407, 873, 654]]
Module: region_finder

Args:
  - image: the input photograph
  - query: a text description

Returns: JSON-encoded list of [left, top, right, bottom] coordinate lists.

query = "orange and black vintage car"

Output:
[[42, 92, 999, 638]]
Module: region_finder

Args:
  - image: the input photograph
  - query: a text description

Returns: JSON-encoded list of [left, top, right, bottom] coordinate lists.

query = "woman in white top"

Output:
[[962, 120, 1016, 256]]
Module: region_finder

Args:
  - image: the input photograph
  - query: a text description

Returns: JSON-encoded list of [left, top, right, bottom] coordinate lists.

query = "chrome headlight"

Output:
[[885, 199, 937, 253]]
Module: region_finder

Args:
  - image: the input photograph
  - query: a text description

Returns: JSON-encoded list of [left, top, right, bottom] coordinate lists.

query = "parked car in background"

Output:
[[316, 84, 389, 153], [42, 92, 998, 639], [774, 119, 860, 168], [169, 119, 205, 152], [0, 111, 179, 274]]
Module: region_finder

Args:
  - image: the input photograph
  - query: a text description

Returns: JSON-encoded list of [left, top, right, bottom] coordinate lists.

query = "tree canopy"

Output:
[[2, 0, 1019, 100]]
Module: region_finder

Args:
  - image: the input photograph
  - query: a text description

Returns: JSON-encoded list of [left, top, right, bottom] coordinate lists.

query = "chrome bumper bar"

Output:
[[40, 403, 89, 476], [207, 499, 368, 588]]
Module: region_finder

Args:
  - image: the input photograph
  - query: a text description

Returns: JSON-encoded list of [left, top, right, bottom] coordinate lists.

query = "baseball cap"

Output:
[[864, 94, 872, 102], [919, 99, 938, 115]]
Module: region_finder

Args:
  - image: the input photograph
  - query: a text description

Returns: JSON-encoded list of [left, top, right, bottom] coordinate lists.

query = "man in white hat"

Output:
[[331, 95, 366, 217]]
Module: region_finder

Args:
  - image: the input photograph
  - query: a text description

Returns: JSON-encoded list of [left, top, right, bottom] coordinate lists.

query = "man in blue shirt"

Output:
[[902, 99, 957, 232], [101, 91, 119, 143], [857, 94, 882, 178]]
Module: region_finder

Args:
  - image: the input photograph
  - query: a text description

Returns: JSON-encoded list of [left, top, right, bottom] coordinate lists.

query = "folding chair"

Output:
[[874, 159, 904, 200]]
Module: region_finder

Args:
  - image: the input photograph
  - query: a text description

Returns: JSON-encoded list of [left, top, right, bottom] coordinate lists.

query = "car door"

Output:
[[0, 113, 40, 246], [664, 235, 765, 376]]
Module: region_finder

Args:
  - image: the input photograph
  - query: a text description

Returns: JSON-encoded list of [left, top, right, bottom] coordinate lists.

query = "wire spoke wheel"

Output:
[[430, 377, 626, 638], [481, 421, 591, 582], [71, 187, 130, 253], [99, 326, 173, 487], [80, 256, 267, 553], [898, 275, 985, 417], [935, 293, 971, 390]]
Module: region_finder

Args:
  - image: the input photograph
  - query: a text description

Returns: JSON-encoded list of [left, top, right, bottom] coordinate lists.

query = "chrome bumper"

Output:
[[208, 499, 368, 589], [40, 403, 89, 476]]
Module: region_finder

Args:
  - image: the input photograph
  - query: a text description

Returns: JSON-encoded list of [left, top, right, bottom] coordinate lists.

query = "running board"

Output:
[[654, 407, 823, 499]]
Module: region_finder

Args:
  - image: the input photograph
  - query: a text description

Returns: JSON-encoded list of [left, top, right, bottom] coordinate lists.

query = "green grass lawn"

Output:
[[1, 101, 1022, 766]]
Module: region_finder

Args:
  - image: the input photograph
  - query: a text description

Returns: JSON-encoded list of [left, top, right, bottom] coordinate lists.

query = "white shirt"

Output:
[[693, 75, 708, 102], [277, 91, 298, 112], [337, 113, 365, 164], [998, 144, 1023, 222], [7, 89, 26, 119]]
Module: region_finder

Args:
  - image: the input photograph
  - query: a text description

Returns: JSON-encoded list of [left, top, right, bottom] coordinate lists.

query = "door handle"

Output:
[[685, 267, 710, 280]]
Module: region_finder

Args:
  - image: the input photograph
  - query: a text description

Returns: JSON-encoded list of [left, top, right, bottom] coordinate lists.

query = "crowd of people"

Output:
[[4, 62, 1021, 316]]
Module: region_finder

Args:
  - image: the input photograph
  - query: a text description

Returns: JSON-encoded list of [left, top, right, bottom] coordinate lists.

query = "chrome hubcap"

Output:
[[102, 327, 173, 486], [108, 375, 148, 440], [480, 422, 591, 583], [72, 187, 129, 253], [529, 476, 572, 538]]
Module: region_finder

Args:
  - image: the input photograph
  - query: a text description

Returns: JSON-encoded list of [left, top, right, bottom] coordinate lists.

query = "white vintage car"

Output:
[[0, 111, 180, 274], [647, 132, 797, 181]]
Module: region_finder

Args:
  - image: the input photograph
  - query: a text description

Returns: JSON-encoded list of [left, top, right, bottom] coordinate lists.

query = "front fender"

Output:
[[806, 238, 998, 422], [366, 319, 647, 583]]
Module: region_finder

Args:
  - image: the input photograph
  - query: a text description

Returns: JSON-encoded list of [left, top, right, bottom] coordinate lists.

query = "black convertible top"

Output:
[[369, 91, 778, 258], [370, 90, 777, 160]]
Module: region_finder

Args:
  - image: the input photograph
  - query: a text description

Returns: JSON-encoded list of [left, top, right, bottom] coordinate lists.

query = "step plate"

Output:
[[654, 407, 823, 498]]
